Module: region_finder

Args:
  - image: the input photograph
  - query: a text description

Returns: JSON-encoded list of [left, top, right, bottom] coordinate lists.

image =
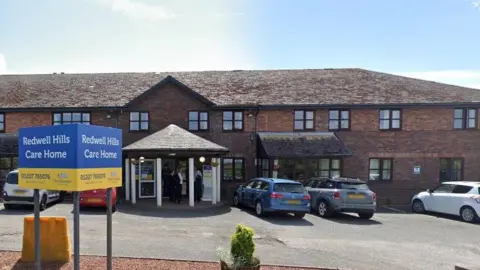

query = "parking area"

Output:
[[0, 203, 478, 270]]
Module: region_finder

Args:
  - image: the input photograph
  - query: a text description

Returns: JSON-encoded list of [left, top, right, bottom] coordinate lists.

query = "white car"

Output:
[[411, 181, 480, 223], [2, 169, 64, 211]]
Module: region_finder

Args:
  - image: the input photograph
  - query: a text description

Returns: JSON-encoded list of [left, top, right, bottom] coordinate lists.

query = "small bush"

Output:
[[230, 224, 256, 266]]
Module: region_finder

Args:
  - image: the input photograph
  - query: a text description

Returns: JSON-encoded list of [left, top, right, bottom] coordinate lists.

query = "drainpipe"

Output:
[[251, 106, 260, 178]]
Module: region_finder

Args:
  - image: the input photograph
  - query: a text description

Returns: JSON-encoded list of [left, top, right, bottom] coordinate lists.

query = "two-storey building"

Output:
[[2, 68, 480, 206]]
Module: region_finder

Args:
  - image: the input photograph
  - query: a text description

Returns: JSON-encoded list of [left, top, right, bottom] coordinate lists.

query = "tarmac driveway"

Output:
[[0, 202, 478, 270]]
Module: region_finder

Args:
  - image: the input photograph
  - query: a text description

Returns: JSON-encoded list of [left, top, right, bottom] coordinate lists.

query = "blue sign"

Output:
[[18, 124, 123, 191]]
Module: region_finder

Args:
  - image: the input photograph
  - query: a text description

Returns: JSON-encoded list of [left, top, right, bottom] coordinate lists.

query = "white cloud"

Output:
[[395, 70, 480, 89], [95, 0, 175, 21], [0, 54, 7, 74], [473, 1, 480, 9]]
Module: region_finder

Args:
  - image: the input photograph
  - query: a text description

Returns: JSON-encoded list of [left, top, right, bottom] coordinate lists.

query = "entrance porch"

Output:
[[122, 124, 229, 207]]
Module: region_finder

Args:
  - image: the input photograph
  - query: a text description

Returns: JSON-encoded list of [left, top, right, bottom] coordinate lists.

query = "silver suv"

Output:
[[304, 177, 377, 219]]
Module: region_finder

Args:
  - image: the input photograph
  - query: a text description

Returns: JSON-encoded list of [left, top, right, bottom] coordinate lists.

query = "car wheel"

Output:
[[460, 206, 478, 223], [233, 193, 240, 207], [255, 201, 264, 217], [39, 195, 48, 211], [317, 200, 332, 218], [412, 199, 426, 214], [358, 213, 374, 219], [294, 213, 306, 218]]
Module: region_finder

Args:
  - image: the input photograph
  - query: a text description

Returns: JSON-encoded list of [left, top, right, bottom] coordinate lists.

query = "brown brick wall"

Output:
[[3, 112, 51, 133]]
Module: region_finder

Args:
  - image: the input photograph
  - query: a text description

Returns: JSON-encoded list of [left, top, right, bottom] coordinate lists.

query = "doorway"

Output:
[[137, 159, 156, 199]]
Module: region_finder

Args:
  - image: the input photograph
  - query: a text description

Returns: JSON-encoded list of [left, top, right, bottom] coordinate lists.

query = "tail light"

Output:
[[303, 194, 311, 200], [372, 192, 377, 201], [333, 191, 340, 200], [270, 192, 283, 199]]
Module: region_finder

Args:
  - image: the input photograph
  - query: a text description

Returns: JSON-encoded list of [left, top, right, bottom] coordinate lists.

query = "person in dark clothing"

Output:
[[172, 168, 183, 204], [194, 168, 203, 203], [162, 164, 174, 202]]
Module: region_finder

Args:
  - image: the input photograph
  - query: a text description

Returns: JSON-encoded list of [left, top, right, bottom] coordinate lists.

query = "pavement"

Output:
[[0, 202, 479, 270]]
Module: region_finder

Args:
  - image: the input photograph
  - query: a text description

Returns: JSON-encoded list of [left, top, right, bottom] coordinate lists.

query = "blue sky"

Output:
[[1, 0, 480, 88]]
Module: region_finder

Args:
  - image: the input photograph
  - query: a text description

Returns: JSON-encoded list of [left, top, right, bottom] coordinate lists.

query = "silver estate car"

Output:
[[304, 177, 377, 219]]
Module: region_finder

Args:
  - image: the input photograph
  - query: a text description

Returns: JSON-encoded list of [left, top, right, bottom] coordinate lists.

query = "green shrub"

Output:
[[230, 224, 256, 265]]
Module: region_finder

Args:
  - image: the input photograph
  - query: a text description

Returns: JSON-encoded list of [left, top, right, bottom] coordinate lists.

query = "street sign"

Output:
[[413, 165, 421, 175], [18, 124, 122, 191]]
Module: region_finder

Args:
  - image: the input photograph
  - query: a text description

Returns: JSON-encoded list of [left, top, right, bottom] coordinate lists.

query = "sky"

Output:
[[1, 0, 480, 89]]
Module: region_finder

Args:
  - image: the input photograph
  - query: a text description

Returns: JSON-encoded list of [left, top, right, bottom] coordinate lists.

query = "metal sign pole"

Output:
[[73, 191, 80, 270], [33, 189, 41, 270], [106, 187, 113, 270]]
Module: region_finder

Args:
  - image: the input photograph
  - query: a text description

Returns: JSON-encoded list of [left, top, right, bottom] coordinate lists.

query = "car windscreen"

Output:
[[6, 173, 18, 185], [338, 182, 369, 190], [273, 183, 305, 193]]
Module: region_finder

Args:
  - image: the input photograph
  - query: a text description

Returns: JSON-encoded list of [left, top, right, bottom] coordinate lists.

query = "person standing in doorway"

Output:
[[172, 167, 183, 204], [194, 168, 203, 203], [162, 164, 174, 203]]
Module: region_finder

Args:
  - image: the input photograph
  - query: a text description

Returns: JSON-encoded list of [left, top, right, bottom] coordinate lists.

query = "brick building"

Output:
[[2, 68, 480, 205]]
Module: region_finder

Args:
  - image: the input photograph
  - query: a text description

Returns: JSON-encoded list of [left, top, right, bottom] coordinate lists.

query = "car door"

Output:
[[241, 180, 257, 207], [429, 184, 456, 213], [249, 180, 263, 205], [450, 184, 474, 215]]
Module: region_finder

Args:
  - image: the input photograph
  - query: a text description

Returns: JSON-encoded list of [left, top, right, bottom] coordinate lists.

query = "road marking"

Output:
[[382, 206, 407, 214]]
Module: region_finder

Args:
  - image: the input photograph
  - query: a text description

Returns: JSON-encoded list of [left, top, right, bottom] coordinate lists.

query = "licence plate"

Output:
[[348, 194, 365, 199], [87, 198, 103, 203], [286, 200, 300, 205], [14, 189, 27, 194]]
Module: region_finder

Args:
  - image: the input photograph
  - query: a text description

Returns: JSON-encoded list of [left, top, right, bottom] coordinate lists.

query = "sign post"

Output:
[[18, 124, 122, 270]]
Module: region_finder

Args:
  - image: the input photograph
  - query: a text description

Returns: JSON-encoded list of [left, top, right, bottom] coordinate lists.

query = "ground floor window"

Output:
[[439, 158, 462, 182], [369, 158, 392, 181], [222, 158, 244, 181], [260, 159, 270, 177], [276, 158, 342, 182]]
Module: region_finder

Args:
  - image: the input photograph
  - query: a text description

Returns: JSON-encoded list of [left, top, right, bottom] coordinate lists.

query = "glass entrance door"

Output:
[[137, 159, 156, 199]]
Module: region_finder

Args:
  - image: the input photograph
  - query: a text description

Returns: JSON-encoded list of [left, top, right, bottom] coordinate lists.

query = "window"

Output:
[[439, 158, 463, 182], [252, 180, 263, 189], [273, 183, 305, 193], [245, 180, 255, 188], [328, 109, 350, 130], [261, 159, 270, 177], [294, 110, 314, 130], [304, 179, 318, 188], [53, 112, 90, 125], [454, 109, 476, 129], [188, 111, 209, 131], [129, 112, 149, 131], [432, 184, 455, 193], [315, 159, 341, 178], [0, 113, 4, 132], [222, 158, 245, 181], [369, 158, 392, 181], [259, 181, 270, 190], [223, 111, 243, 131], [452, 185, 473, 194], [379, 109, 401, 130]]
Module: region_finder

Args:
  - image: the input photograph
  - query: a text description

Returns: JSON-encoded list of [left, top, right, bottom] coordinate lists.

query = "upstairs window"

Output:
[[223, 111, 243, 131], [379, 109, 401, 130], [0, 113, 4, 132], [454, 108, 476, 129], [53, 112, 90, 125], [294, 110, 314, 130], [328, 109, 350, 130], [188, 111, 209, 131], [129, 112, 149, 132]]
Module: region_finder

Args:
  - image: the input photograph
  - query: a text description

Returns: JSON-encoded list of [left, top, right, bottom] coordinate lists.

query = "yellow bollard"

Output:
[[21, 216, 71, 263]]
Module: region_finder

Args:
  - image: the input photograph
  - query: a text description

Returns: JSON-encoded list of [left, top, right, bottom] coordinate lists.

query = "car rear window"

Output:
[[273, 183, 305, 193], [6, 173, 18, 185], [338, 182, 369, 190]]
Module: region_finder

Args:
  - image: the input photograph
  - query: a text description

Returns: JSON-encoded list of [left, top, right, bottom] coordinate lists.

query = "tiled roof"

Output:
[[257, 132, 352, 158], [1, 69, 480, 109], [123, 124, 229, 152]]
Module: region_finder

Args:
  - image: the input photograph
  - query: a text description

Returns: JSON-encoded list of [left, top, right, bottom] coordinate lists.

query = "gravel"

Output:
[[0, 251, 329, 270]]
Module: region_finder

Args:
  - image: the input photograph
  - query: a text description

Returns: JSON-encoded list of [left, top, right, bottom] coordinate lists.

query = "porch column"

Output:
[[188, 158, 195, 207], [211, 158, 217, 205], [125, 158, 130, 201], [130, 162, 136, 204], [156, 158, 162, 207], [272, 159, 279, 178], [216, 158, 221, 203]]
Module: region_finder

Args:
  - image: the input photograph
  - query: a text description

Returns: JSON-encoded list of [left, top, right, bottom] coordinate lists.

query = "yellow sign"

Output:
[[18, 168, 122, 191]]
